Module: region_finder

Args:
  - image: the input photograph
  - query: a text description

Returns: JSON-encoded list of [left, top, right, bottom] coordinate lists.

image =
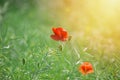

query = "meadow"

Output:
[[0, 0, 120, 80]]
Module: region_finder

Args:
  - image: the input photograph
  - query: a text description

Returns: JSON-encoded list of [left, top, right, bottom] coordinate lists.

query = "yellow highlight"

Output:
[[63, 0, 120, 30], [61, 0, 120, 52]]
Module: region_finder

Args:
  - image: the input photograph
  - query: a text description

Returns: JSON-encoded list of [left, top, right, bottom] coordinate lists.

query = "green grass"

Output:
[[0, 8, 120, 80]]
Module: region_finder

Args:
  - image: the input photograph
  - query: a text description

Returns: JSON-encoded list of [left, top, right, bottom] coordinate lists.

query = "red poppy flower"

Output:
[[79, 62, 94, 75], [50, 27, 68, 41]]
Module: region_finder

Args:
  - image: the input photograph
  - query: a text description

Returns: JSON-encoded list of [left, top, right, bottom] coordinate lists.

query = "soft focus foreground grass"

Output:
[[0, 8, 120, 80]]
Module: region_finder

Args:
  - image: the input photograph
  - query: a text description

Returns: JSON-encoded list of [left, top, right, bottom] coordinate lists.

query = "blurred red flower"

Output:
[[79, 62, 94, 75], [51, 27, 68, 41]]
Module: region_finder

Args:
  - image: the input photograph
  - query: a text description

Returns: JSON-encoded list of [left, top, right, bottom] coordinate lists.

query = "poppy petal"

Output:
[[52, 28, 57, 34], [79, 62, 94, 75], [56, 27, 64, 31], [62, 31, 68, 38], [51, 35, 60, 41], [52, 28, 62, 37], [51, 27, 69, 42], [87, 70, 94, 74]]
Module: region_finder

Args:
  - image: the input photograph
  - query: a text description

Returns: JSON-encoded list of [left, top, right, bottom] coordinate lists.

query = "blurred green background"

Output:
[[0, 0, 120, 80]]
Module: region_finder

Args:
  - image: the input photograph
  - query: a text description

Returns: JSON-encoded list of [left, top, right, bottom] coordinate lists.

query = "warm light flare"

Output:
[[61, 0, 120, 30]]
